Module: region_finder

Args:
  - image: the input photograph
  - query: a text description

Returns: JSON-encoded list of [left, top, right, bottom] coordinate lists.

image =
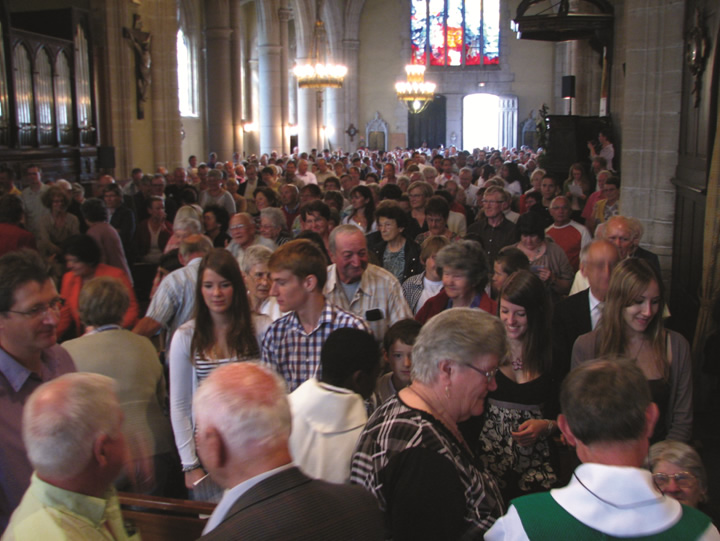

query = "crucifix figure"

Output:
[[123, 14, 152, 119]]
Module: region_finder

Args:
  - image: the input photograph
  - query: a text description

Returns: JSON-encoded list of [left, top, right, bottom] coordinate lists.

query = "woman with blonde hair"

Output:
[[572, 258, 692, 442]]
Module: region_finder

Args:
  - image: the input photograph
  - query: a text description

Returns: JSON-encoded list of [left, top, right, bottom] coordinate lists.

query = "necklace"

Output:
[[406, 386, 470, 453], [573, 472, 665, 509]]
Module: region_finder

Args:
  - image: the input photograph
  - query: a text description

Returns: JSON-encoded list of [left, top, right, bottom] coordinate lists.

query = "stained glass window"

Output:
[[411, 0, 499, 67]]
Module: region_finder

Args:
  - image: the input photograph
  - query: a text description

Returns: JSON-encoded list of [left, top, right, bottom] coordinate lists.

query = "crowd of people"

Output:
[[0, 142, 715, 540]]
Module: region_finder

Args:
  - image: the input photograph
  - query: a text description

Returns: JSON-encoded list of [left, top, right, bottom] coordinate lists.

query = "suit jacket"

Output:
[[552, 288, 592, 383], [199, 466, 384, 541]]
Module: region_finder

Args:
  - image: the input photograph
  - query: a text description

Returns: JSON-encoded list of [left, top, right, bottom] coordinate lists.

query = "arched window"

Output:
[[411, 0, 499, 67], [177, 28, 197, 117]]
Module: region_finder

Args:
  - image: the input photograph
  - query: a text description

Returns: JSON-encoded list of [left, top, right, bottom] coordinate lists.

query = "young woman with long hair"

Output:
[[572, 258, 692, 443], [169, 248, 271, 494], [478, 270, 559, 502], [343, 185, 376, 232]]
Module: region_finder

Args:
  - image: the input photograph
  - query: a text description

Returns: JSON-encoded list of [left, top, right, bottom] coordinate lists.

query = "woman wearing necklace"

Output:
[[170, 249, 270, 497], [478, 270, 559, 502], [571, 258, 692, 443], [342, 185, 376, 233], [350, 309, 505, 540]]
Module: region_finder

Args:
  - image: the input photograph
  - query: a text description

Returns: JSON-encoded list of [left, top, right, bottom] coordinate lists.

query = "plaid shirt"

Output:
[[324, 264, 413, 344], [350, 395, 503, 537], [261, 302, 369, 392]]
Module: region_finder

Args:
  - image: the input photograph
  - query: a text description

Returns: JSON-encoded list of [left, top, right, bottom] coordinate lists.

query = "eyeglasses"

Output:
[[653, 472, 697, 489], [482, 199, 503, 205], [463, 363, 498, 381], [229, 224, 248, 230], [6, 297, 65, 319]]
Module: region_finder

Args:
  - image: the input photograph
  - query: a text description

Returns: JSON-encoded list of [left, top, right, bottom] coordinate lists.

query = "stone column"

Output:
[[278, 8, 291, 154], [258, 44, 284, 154], [341, 39, 360, 152], [204, 0, 234, 160], [619, 0, 684, 279], [150, 0, 183, 169], [230, 0, 244, 156]]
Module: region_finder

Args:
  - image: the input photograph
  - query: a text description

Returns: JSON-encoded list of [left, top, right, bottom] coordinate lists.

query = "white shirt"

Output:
[[288, 379, 367, 483], [589, 289, 604, 330]]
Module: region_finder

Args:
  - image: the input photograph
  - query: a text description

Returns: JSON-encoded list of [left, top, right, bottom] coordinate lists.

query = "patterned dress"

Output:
[[478, 369, 558, 502]]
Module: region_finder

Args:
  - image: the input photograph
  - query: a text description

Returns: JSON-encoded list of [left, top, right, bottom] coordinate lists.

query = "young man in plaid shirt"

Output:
[[261, 239, 370, 392]]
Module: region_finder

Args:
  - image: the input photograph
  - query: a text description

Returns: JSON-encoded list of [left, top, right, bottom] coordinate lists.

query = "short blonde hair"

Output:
[[78, 276, 129, 327]]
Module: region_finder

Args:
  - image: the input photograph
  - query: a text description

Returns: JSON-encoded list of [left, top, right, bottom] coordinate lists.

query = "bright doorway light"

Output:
[[463, 93, 500, 150]]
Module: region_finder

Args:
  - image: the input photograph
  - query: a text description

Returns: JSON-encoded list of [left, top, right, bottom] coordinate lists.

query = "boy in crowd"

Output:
[[374, 319, 422, 405]]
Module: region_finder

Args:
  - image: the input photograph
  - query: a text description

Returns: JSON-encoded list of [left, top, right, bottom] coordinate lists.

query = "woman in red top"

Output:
[[415, 240, 495, 324], [56, 234, 138, 339]]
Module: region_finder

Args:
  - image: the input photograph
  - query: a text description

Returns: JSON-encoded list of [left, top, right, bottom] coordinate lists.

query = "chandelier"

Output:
[[395, 65, 436, 114], [293, 2, 347, 89]]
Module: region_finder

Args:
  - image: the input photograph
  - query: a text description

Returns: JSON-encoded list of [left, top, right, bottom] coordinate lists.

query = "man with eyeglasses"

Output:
[[226, 212, 275, 265], [0, 249, 76, 533], [486, 359, 720, 540], [466, 186, 519, 265]]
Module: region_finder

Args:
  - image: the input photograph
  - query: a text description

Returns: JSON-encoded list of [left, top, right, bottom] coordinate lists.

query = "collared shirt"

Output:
[[20, 185, 49, 236], [3, 474, 138, 541], [323, 264, 413, 344], [0, 346, 76, 532], [485, 463, 720, 541], [226, 236, 276, 267], [144, 257, 201, 348], [202, 463, 295, 535], [261, 302, 369, 392], [588, 289, 604, 330], [466, 216, 519, 265]]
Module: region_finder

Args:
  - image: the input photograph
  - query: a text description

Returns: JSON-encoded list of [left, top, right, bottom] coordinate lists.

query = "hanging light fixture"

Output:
[[395, 65, 436, 114], [293, 0, 347, 89]]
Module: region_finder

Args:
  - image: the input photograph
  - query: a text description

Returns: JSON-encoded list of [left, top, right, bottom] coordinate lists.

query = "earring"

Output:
[[445, 386, 450, 399]]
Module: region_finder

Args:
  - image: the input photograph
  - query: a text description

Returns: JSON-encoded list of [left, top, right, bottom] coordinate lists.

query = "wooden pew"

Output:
[[118, 492, 216, 541]]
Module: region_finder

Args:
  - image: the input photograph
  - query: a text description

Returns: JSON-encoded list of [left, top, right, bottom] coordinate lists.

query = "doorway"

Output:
[[463, 93, 518, 150]]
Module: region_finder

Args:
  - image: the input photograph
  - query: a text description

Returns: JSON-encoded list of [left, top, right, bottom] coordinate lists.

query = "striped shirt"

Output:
[[261, 302, 369, 392]]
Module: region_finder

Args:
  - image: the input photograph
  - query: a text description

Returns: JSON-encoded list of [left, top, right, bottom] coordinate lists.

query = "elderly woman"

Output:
[[37, 186, 80, 275], [60, 276, 177, 495], [414, 196, 461, 244], [647, 441, 708, 508], [402, 235, 450, 314], [56, 234, 139, 340], [351, 309, 505, 539], [415, 240, 496, 324], [240, 244, 284, 321], [512, 211, 573, 302], [372, 203, 423, 283], [259, 207, 292, 247]]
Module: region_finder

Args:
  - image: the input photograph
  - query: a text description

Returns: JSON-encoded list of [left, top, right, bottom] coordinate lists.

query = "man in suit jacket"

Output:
[[552, 240, 619, 382], [194, 363, 384, 541]]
